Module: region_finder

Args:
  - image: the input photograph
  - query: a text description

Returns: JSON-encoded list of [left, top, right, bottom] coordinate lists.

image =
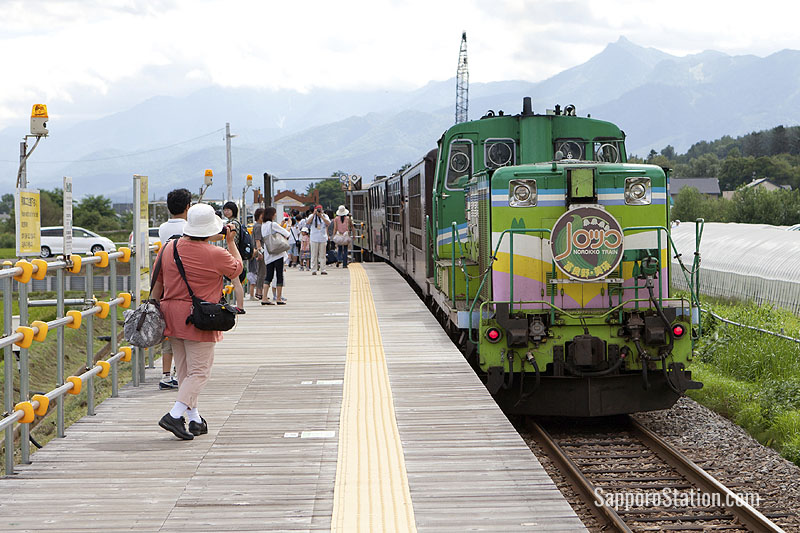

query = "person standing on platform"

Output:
[[261, 206, 290, 305], [222, 201, 246, 314], [333, 205, 354, 268], [152, 203, 243, 440], [305, 205, 330, 275], [251, 208, 265, 301], [155, 187, 191, 390], [288, 214, 300, 267], [299, 227, 310, 270]]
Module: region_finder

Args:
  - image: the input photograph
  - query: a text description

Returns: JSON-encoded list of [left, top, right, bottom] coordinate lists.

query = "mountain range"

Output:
[[2, 36, 799, 201]]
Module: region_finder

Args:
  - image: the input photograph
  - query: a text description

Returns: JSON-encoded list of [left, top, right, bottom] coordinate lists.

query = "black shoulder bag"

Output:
[[173, 240, 237, 332]]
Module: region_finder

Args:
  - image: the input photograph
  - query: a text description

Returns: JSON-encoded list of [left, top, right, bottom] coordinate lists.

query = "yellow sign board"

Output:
[[15, 188, 41, 257]]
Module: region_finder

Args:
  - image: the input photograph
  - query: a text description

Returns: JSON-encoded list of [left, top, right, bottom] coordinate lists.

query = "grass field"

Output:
[[0, 248, 16, 261], [689, 299, 800, 465]]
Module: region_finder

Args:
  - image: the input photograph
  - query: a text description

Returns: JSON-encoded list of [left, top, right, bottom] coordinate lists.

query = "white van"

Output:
[[40, 226, 117, 258]]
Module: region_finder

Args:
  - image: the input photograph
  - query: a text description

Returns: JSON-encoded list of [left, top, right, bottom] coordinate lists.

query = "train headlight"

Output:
[[509, 179, 537, 207], [486, 327, 502, 343], [624, 177, 651, 205]]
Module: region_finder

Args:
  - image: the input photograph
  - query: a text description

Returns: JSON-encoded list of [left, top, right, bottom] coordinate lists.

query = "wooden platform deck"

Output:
[[0, 263, 585, 532]]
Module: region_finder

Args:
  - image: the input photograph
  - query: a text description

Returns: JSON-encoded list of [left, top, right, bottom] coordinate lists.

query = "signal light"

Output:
[[486, 327, 502, 343], [672, 324, 685, 338]]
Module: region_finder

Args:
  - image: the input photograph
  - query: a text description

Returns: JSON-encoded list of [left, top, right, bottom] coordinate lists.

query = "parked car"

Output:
[[128, 227, 161, 246], [40, 226, 117, 258]]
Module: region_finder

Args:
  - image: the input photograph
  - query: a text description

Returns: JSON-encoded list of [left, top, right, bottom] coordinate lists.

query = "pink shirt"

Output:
[[156, 239, 242, 342]]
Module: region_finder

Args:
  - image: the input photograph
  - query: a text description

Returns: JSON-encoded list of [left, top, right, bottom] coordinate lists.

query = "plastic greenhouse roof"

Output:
[[672, 222, 800, 283]]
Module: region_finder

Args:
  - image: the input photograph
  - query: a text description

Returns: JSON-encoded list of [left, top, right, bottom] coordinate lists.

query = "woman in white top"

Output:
[[260, 206, 290, 305]]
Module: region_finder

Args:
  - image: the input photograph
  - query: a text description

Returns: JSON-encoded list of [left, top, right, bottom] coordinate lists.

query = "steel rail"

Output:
[[530, 417, 785, 533], [528, 421, 632, 532], [629, 418, 785, 533]]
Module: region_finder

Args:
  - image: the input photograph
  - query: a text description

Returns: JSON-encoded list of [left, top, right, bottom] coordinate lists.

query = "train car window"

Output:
[[409, 174, 423, 249], [554, 139, 587, 160], [484, 139, 516, 170], [387, 179, 402, 230], [594, 141, 622, 163], [446, 140, 473, 189]]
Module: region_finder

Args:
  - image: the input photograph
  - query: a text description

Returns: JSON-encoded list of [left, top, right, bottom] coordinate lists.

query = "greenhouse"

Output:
[[671, 222, 800, 313]]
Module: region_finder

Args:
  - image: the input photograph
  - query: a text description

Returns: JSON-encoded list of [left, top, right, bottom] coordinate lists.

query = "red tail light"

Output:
[[672, 324, 685, 338], [486, 327, 502, 343]]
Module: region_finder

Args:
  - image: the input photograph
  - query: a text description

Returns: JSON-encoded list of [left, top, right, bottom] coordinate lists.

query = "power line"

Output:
[[0, 127, 225, 164]]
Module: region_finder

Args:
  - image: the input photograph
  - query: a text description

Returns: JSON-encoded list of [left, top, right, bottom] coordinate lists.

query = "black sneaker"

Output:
[[188, 417, 208, 436], [234, 306, 246, 314], [159, 413, 194, 440], [159, 377, 178, 390]]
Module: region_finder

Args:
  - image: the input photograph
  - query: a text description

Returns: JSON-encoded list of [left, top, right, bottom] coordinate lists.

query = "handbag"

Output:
[[265, 222, 290, 255], [333, 231, 351, 246], [172, 239, 237, 332], [123, 244, 167, 347]]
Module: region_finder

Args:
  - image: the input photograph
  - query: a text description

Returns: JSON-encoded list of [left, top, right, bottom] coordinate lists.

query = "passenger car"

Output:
[[40, 227, 117, 258]]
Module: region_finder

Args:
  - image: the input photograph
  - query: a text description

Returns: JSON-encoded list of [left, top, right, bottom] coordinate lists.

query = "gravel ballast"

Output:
[[522, 397, 800, 532]]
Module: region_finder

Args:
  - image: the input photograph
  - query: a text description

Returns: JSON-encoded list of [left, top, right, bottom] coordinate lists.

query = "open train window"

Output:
[[446, 140, 473, 189], [484, 139, 516, 169]]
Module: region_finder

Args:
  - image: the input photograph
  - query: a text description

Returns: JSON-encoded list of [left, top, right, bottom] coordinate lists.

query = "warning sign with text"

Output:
[[15, 188, 41, 257]]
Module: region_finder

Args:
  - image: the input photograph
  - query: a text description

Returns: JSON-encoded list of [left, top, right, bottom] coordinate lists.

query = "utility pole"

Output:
[[225, 123, 236, 203], [455, 32, 469, 124]]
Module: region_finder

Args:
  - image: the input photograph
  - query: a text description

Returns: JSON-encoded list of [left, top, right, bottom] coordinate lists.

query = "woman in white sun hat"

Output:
[[151, 203, 243, 440], [332, 205, 355, 268]]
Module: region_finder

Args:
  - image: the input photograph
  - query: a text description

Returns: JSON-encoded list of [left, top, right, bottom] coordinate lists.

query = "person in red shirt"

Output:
[[151, 203, 243, 440]]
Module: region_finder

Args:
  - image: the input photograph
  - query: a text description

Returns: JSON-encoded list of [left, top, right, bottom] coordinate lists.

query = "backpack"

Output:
[[237, 224, 254, 260]]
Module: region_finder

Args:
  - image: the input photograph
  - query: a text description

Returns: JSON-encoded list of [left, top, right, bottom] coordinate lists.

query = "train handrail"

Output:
[[477, 296, 692, 324], [1, 242, 158, 475], [466, 228, 552, 343], [464, 222, 705, 344]]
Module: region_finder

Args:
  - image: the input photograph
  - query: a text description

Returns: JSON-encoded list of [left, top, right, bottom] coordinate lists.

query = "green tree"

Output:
[[74, 194, 120, 232], [40, 188, 64, 226], [305, 174, 346, 210], [687, 153, 720, 177], [672, 187, 707, 222], [660, 145, 676, 160], [0, 193, 13, 214]]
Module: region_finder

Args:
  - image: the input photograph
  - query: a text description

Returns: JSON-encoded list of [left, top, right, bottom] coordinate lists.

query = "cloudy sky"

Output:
[[1, 0, 798, 130]]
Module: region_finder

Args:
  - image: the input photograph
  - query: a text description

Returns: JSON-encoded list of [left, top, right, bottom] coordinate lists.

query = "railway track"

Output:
[[528, 416, 786, 532]]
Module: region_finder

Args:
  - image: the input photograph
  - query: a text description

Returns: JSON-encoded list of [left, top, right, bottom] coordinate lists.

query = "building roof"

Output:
[[743, 177, 791, 191], [670, 177, 721, 196], [274, 189, 318, 205]]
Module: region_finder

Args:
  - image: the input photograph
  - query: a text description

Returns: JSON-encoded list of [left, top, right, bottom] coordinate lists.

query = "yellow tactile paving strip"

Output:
[[331, 263, 417, 532]]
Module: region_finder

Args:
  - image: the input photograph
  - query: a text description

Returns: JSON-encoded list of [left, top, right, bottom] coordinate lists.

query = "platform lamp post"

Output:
[[9, 104, 50, 468], [199, 169, 213, 201], [241, 174, 252, 225]]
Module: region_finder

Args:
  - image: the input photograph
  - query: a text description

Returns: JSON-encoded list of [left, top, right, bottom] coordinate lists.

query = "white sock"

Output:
[[186, 407, 202, 423], [169, 401, 189, 419]]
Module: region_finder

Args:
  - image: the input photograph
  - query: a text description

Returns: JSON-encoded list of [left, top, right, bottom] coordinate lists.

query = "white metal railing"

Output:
[[1, 243, 159, 475]]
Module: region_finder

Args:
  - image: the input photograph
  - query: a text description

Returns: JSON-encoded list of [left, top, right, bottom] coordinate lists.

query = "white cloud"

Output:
[[0, 0, 799, 129]]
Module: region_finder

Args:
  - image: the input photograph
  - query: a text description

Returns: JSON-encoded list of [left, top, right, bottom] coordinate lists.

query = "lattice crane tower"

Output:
[[455, 32, 469, 124]]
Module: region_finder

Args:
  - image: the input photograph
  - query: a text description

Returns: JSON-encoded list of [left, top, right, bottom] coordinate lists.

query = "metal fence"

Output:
[[0, 245, 156, 475]]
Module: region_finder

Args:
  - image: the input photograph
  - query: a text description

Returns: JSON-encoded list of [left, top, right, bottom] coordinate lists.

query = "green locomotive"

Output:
[[349, 97, 703, 416]]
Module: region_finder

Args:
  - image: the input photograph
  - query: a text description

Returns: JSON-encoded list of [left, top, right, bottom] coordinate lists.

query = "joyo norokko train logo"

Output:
[[550, 206, 624, 281]]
